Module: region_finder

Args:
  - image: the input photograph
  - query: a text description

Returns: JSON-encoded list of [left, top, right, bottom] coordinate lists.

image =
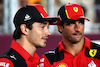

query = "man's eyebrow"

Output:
[[40, 22, 48, 25]]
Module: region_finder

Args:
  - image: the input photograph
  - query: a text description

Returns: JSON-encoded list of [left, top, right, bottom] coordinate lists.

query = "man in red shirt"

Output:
[[0, 4, 61, 67], [39, 3, 100, 67]]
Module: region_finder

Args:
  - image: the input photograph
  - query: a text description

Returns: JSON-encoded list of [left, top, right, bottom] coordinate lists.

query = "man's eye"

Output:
[[40, 26, 45, 29], [79, 21, 84, 24], [79, 19, 84, 24], [41, 26, 45, 28], [67, 22, 74, 25], [70, 22, 74, 25]]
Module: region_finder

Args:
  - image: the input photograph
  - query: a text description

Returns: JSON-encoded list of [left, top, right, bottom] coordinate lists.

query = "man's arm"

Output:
[[0, 58, 14, 67]]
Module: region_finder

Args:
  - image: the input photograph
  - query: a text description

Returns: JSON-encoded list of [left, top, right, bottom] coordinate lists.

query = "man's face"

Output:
[[27, 21, 51, 48], [60, 19, 84, 43]]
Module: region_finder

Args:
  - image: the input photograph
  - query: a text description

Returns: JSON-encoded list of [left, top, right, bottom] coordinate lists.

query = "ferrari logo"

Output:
[[73, 7, 78, 12], [89, 49, 97, 57]]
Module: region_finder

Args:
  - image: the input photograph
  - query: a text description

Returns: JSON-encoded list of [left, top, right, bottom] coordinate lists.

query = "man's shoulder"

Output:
[[44, 47, 64, 65], [0, 48, 14, 59], [0, 48, 15, 67], [91, 42, 100, 48], [44, 47, 58, 55], [0, 48, 27, 67], [0, 58, 14, 67], [85, 42, 100, 59]]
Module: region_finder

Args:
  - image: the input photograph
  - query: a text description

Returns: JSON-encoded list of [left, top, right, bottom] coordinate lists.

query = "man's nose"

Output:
[[75, 22, 80, 32], [46, 29, 51, 36]]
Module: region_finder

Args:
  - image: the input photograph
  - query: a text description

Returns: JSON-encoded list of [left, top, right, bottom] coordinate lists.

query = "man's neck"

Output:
[[16, 37, 36, 56], [63, 38, 84, 56]]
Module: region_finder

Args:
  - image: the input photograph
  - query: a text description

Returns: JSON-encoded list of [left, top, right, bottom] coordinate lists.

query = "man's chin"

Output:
[[36, 43, 46, 48], [72, 37, 83, 43], [72, 40, 81, 44]]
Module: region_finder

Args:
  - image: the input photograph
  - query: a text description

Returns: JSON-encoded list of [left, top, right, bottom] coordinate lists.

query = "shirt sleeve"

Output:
[[39, 55, 51, 67], [0, 58, 14, 67]]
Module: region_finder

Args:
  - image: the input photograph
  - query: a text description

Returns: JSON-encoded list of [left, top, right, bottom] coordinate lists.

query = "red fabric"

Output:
[[0, 40, 40, 67], [0, 58, 14, 67], [65, 3, 89, 20], [33, 4, 48, 17], [39, 37, 100, 67]]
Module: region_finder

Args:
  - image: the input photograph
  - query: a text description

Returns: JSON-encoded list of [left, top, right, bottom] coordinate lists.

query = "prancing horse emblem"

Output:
[[89, 49, 97, 57]]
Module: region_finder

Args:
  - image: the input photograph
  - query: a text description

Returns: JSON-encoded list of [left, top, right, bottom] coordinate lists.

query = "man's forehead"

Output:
[[34, 21, 49, 25], [66, 18, 84, 23]]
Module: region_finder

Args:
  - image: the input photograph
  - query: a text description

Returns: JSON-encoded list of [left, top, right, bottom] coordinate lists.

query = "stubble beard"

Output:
[[70, 34, 84, 44], [36, 43, 46, 48]]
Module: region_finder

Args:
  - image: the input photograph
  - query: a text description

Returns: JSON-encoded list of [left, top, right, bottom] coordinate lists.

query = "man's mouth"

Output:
[[42, 36, 48, 42], [73, 32, 82, 38], [73, 32, 82, 35]]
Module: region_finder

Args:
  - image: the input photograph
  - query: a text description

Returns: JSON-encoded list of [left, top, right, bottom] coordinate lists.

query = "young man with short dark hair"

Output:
[[0, 4, 61, 67], [39, 3, 100, 67]]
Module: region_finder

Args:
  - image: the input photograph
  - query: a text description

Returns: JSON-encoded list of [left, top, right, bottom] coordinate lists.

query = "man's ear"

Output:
[[57, 25, 63, 33], [20, 24, 29, 35]]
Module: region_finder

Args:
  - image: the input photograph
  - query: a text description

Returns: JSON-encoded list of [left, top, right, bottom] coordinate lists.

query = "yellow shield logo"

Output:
[[89, 49, 97, 57], [73, 7, 78, 12]]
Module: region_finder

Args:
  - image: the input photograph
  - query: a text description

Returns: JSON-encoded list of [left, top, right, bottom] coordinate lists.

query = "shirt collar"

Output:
[[58, 41, 66, 52], [58, 36, 91, 52], [83, 36, 91, 50], [10, 40, 39, 61]]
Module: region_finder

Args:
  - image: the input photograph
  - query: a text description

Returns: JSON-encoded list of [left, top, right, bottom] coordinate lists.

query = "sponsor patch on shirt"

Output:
[[88, 60, 96, 67], [40, 58, 45, 62], [39, 63, 44, 67], [0, 62, 10, 67], [57, 63, 68, 67]]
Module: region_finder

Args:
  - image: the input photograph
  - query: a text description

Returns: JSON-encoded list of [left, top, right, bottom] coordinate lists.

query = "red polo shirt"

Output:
[[0, 40, 40, 67], [39, 37, 100, 67]]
